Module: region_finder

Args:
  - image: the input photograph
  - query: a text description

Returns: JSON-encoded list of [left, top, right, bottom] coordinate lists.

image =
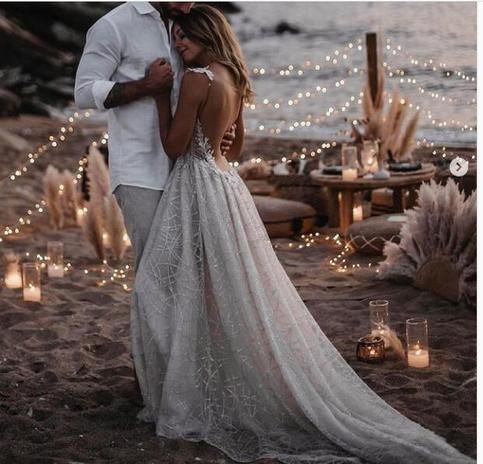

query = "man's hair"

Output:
[[175, 5, 254, 103]]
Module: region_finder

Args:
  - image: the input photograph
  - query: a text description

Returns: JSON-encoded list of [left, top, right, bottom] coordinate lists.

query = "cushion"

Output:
[[347, 214, 406, 255], [253, 195, 316, 238]]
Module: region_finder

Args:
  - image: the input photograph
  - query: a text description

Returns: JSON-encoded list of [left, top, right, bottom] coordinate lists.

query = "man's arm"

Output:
[[75, 18, 172, 111], [104, 61, 173, 109], [223, 106, 245, 162]]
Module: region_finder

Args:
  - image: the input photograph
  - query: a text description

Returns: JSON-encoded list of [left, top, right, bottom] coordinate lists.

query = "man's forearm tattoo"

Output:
[[104, 83, 128, 109]]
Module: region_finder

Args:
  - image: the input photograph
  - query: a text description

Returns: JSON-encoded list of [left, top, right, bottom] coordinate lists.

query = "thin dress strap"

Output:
[[187, 66, 214, 122], [186, 66, 214, 83]]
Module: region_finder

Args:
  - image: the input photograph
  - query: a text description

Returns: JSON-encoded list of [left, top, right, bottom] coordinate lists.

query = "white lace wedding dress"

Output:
[[131, 68, 475, 464]]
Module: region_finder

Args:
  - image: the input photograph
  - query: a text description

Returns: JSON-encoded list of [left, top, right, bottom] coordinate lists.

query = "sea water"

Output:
[[231, 2, 476, 147]]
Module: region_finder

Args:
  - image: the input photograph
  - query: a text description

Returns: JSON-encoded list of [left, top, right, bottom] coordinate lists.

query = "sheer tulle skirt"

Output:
[[132, 148, 474, 464]]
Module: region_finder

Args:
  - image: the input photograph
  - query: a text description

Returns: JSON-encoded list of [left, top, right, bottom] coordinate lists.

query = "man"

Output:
[[75, 1, 233, 402]]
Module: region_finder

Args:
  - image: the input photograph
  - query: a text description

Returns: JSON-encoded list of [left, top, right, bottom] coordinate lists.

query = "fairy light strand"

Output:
[[0, 111, 92, 187], [0, 132, 108, 243]]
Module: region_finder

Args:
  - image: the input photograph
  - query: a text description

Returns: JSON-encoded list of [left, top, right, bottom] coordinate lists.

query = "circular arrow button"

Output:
[[449, 157, 469, 177]]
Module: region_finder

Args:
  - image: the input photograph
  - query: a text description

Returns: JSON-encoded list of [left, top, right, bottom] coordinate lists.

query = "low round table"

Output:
[[310, 164, 436, 234]]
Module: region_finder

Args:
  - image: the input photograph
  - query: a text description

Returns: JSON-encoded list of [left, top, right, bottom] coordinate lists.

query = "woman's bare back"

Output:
[[195, 63, 241, 172]]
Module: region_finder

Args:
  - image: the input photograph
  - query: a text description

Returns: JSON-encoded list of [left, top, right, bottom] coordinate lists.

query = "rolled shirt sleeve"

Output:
[[74, 18, 121, 111]]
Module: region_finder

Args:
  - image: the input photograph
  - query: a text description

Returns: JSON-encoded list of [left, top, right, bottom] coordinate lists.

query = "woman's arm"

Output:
[[223, 105, 245, 162], [154, 70, 208, 160]]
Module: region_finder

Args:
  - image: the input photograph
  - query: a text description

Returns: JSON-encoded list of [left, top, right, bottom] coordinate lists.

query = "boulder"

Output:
[[0, 88, 20, 117], [274, 21, 300, 35]]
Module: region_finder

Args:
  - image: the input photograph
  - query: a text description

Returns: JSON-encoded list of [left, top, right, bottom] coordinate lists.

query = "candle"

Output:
[[47, 241, 64, 278], [102, 232, 110, 248], [353, 205, 363, 222], [123, 233, 131, 248], [5, 263, 22, 288], [22, 262, 41, 303], [406, 318, 430, 368], [23, 283, 41, 302], [342, 168, 358, 181], [76, 207, 86, 226], [407, 345, 430, 368], [48, 263, 64, 278], [371, 327, 386, 338], [356, 335, 385, 363]]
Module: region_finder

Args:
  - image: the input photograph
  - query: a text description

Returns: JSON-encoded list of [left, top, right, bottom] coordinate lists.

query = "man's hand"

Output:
[[146, 58, 174, 94], [221, 123, 236, 156]]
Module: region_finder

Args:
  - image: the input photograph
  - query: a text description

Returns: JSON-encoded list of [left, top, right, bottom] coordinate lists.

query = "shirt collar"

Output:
[[131, 2, 160, 17]]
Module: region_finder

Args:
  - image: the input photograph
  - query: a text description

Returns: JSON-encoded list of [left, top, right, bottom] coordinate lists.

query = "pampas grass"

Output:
[[384, 327, 406, 360], [82, 205, 105, 262], [379, 179, 476, 306], [104, 195, 126, 262], [87, 145, 110, 210], [43, 165, 64, 229], [83, 144, 128, 262], [355, 60, 420, 162], [61, 169, 79, 224]]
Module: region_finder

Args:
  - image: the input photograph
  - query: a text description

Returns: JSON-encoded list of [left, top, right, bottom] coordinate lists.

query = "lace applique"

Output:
[[187, 66, 214, 82], [191, 120, 240, 184]]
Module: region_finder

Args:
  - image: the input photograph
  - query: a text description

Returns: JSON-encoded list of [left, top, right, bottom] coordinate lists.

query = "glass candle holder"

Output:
[[353, 192, 363, 222], [47, 241, 64, 278], [361, 140, 379, 173], [3, 250, 22, 289], [356, 335, 385, 363], [406, 318, 430, 368], [369, 300, 390, 345], [341, 145, 359, 180], [22, 262, 41, 302]]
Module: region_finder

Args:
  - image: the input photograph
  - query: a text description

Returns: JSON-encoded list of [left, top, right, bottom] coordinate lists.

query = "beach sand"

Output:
[[0, 117, 476, 463]]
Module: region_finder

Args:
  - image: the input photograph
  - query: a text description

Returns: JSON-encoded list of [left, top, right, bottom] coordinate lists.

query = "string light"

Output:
[[385, 38, 476, 83], [0, 112, 91, 187], [250, 38, 364, 78], [0, 133, 108, 242], [383, 63, 475, 106]]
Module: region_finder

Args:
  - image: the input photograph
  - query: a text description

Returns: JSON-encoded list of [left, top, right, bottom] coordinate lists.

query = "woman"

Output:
[[132, 5, 474, 464]]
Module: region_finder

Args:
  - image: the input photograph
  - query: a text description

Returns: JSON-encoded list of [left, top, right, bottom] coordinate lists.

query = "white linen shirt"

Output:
[[74, 2, 183, 193]]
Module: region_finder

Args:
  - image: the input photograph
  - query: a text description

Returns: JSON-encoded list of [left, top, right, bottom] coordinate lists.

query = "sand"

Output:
[[0, 116, 476, 463]]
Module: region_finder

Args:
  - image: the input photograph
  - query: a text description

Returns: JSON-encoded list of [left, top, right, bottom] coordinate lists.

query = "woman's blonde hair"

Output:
[[175, 5, 254, 103]]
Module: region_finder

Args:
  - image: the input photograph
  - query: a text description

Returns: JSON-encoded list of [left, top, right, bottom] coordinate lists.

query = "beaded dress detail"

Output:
[[131, 67, 474, 464]]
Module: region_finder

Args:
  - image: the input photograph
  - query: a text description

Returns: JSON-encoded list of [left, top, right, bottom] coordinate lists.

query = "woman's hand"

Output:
[[221, 123, 236, 156], [146, 58, 174, 94]]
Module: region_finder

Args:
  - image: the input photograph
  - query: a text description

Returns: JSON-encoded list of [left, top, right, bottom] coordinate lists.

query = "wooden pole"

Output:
[[366, 32, 378, 105]]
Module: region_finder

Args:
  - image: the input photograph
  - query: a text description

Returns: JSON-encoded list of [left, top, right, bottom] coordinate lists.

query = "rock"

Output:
[[274, 21, 300, 35], [207, 2, 242, 14], [0, 126, 31, 151], [0, 87, 20, 116]]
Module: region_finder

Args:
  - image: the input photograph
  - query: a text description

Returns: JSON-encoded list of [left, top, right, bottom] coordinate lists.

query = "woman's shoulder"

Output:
[[185, 66, 215, 82]]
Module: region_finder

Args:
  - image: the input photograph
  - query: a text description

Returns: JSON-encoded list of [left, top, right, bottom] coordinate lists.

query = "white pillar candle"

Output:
[[76, 208, 86, 226], [23, 284, 41, 302], [47, 241, 64, 278], [407, 346, 430, 368], [406, 318, 429, 368], [342, 168, 358, 181], [353, 205, 363, 222], [48, 263, 64, 278], [5, 263, 22, 288], [22, 262, 41, 302]]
